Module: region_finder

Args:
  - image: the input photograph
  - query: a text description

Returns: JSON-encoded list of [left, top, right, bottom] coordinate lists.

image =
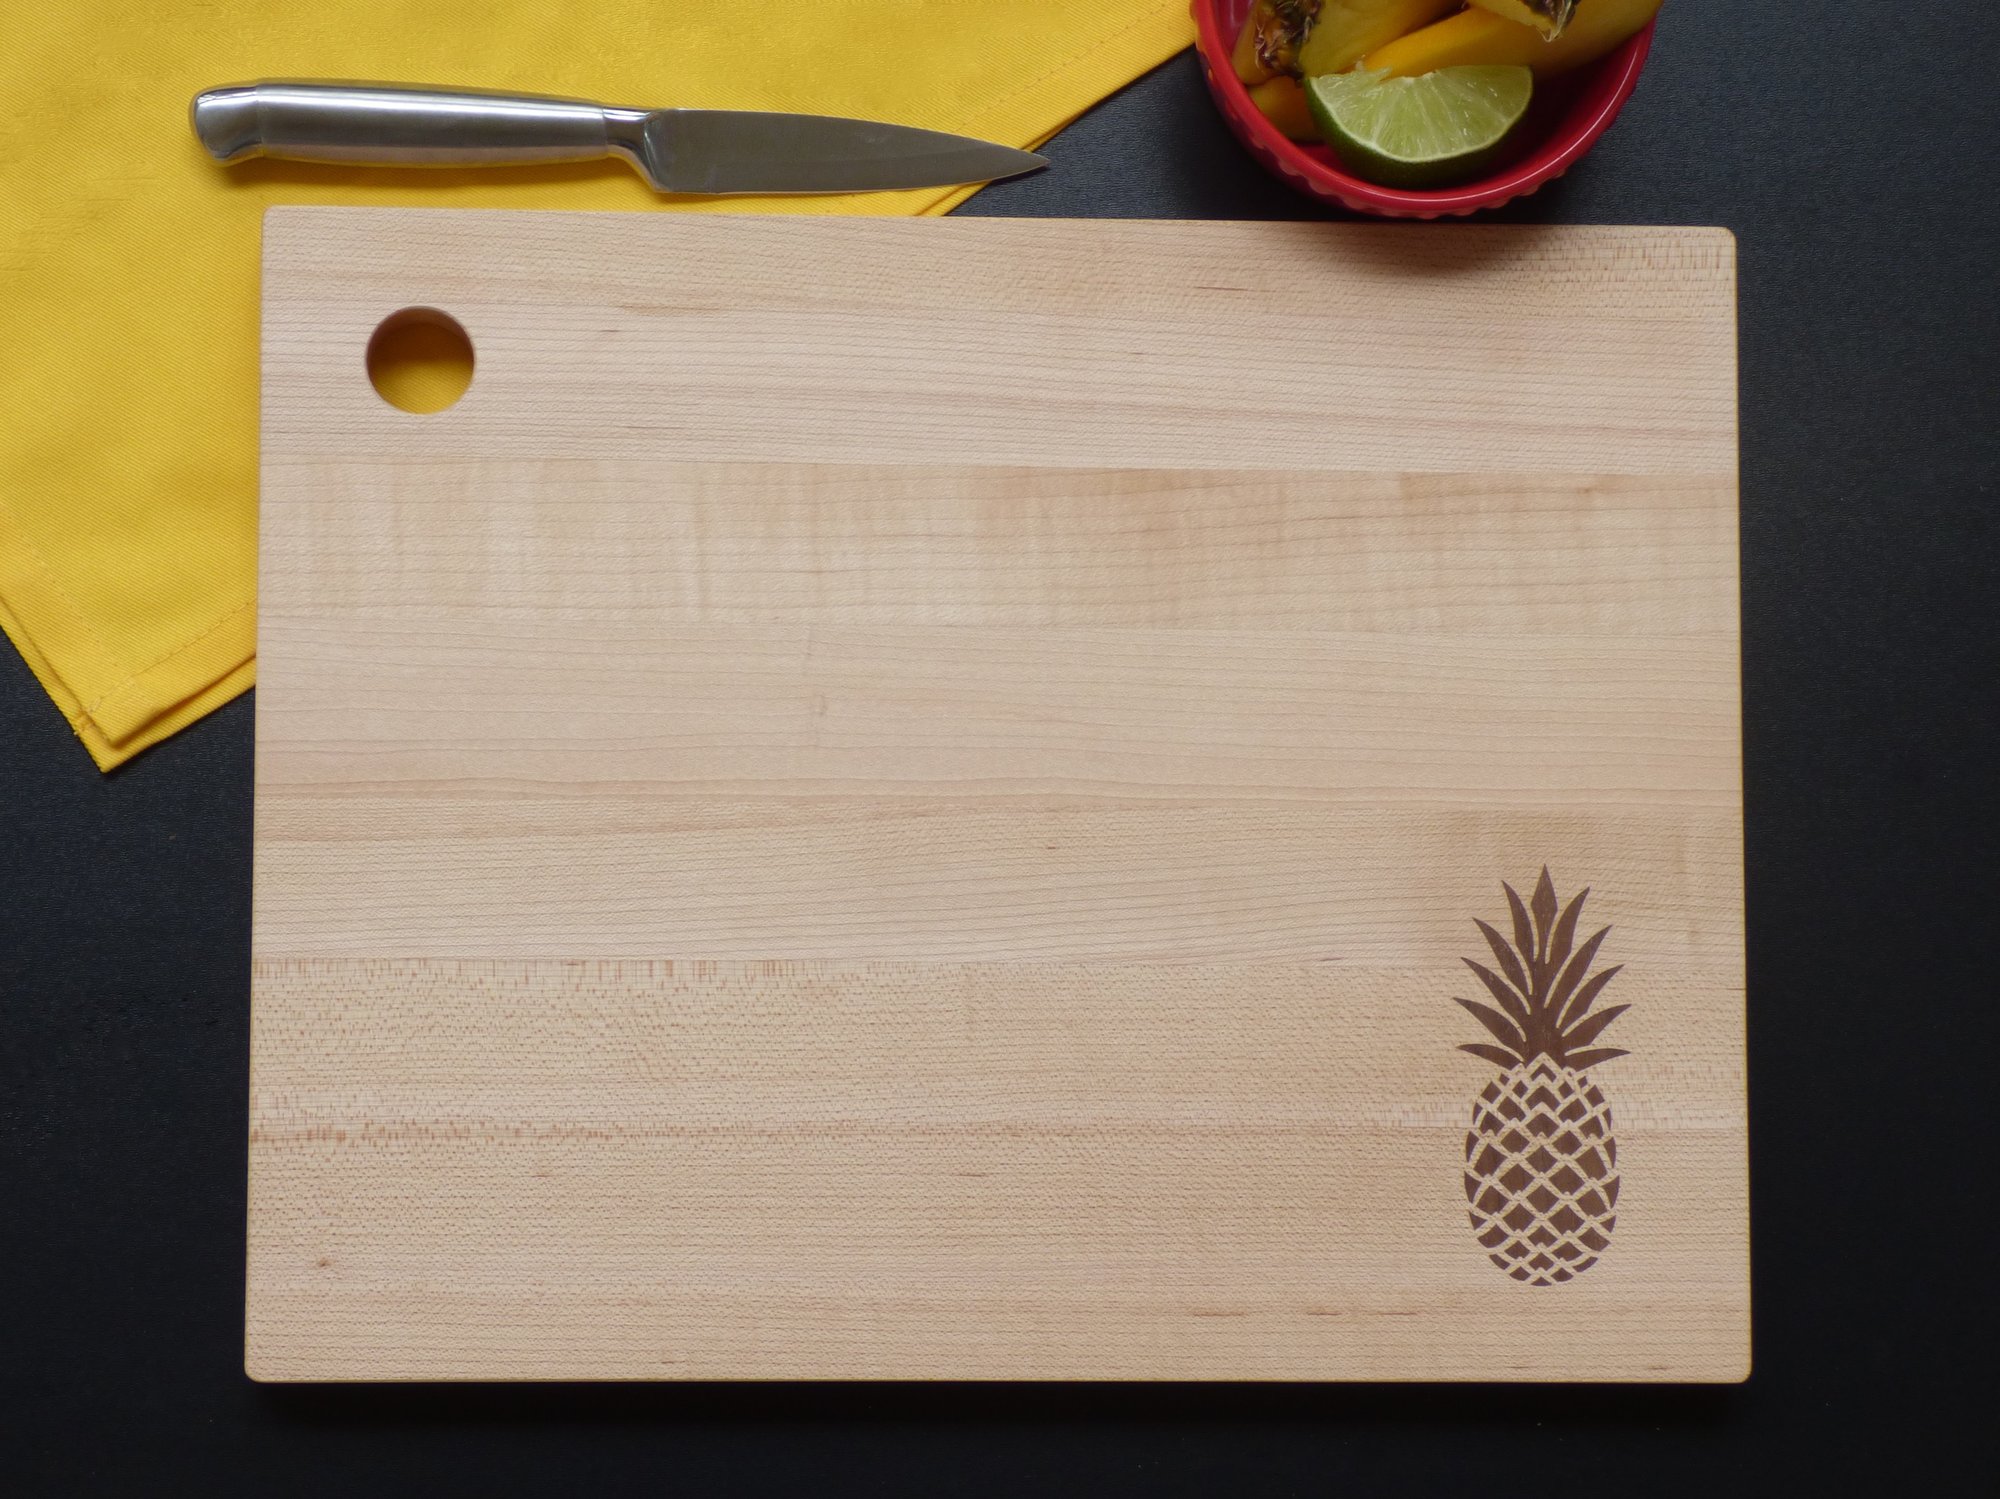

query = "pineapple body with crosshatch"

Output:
[[1454, 870, 1628, 1285]]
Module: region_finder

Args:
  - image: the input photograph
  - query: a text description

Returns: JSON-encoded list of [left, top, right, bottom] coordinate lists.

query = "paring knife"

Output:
[[191, 81, 1046, 194]]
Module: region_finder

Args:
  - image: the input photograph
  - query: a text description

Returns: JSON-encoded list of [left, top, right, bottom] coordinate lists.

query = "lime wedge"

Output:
[[1305, 66, 1533, 190]]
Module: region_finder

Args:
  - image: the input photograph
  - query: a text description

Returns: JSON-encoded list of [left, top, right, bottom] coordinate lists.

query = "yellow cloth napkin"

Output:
[[1, 2, 1192, 769]]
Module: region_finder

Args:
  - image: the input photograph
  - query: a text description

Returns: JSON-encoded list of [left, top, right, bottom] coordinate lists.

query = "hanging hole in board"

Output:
[[367, 308, 474, 414]]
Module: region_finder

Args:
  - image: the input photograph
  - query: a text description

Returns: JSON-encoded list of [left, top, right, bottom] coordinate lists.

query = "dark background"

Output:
[[5, 4, 1995, 1492]]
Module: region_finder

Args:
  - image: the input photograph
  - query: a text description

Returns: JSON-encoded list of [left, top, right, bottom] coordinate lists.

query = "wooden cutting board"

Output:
[[250, 207, 1745, 1381]]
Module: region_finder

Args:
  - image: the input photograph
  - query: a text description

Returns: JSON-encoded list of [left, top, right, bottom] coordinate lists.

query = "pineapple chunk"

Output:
[[1366, 0, 1663, 80], [1231, 1, 1322, 85], [1297, 0, 1460, 77], [1468, 0, 1579, 40], [1247, 76, 1321, 142]]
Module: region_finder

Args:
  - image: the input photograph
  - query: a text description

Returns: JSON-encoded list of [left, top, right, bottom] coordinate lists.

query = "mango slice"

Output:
[[1366, 0, 1662, 80], [1297, 0, 1460, 77], [1468, 0, 1579, 40], [1248, 75, 1322, 141]]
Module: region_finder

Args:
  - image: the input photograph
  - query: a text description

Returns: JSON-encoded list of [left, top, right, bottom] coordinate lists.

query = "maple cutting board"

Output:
[[250, 207, 1746, 1381]]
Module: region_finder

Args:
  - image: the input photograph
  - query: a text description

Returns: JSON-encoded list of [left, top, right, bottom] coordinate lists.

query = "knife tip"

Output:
[[993, 148, 1048, 181]]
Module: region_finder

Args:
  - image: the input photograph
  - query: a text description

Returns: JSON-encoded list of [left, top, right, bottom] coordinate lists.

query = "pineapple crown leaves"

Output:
[[1453, 868, 1628, 1072]]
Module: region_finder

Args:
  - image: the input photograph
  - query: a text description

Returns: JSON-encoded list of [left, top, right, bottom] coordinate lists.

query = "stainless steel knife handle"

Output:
[[190, 81, 647, 169]]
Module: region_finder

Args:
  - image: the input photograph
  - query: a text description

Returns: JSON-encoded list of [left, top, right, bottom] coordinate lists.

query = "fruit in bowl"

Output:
[[1305, 65, 1535, 190], [1197, 0, 1662, 216]]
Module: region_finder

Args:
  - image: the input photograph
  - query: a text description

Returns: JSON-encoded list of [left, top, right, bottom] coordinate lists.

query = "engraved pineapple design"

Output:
[[1456, 870, 1627, 1285]]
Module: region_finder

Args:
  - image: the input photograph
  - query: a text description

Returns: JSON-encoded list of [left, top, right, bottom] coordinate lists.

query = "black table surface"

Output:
[[5, 5, 1994, 1493]]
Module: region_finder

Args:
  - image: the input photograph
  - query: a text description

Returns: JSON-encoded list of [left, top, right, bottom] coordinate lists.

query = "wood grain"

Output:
[[251, 209, 1745, 1380], [249, 959, 1744, 1381], [261, 465, 1735, 632]]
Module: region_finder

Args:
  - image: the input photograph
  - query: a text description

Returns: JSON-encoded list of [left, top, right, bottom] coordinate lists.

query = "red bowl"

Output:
[[1193, 0, 1657, 218]]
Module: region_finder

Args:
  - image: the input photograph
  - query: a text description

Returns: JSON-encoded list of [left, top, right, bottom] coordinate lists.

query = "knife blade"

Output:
[[191, 81, 1046, 195]]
